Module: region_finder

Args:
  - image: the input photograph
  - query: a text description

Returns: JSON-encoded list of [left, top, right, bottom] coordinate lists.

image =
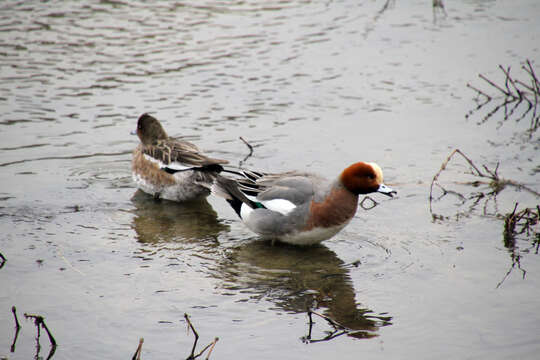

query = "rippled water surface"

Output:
[[1, 0, 539, 359]]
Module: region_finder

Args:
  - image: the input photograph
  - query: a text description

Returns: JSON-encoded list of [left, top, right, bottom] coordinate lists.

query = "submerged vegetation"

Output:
[[429, 60, 539, 288], [132, 313, 220, 360], [467, 59, 540, 134], [7, 306, 219, 360], [301, 308, 392, 343], [429, 148, 539, 220], [498, 204, 540, 288], [429, 147, 539, 288], [7, 306, 57, 360]]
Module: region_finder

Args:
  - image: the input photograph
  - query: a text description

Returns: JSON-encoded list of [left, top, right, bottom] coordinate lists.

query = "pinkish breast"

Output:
[[303, 187, 359, 231]]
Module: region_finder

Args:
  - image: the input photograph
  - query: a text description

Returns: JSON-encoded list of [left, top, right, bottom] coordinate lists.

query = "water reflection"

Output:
[[466, 59, 540, 136], [130, 190, 228, 246], [130, 189, 391, 338], [214, 241, 392, 339], [497, 205, 539, 288]]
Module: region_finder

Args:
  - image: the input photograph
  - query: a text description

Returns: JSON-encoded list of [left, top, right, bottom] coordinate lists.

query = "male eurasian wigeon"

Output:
[[132, 113, 228, 201], [213, 162, 396, 246]]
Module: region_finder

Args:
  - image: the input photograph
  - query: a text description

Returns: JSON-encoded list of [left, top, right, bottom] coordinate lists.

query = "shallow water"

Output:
[[1, 0, 539, 359]]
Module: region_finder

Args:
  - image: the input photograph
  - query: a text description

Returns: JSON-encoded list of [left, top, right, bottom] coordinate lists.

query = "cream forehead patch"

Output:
[[367, 162, 384, 183]]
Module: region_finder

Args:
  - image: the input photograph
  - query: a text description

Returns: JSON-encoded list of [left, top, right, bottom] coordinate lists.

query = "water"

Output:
[[1, 0, 539, 359]]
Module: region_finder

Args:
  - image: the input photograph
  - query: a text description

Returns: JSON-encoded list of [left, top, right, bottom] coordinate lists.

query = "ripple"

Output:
[[0, 151, 130, 168], [208, 240, 392, 335], [68, 158, 132, 190]]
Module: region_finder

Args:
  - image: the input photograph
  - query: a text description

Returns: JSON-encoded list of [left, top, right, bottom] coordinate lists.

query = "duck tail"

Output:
[[220, 167, 264, 181], [219, 167, 267, 197], [212, 175, 261, 217]]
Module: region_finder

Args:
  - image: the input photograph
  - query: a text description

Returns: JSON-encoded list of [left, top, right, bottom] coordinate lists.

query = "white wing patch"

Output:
[[164, 162, 194, 171], [261, 199, 296, 215], [240, 203, 254, 221], [240, 198, 296, 222], [143, 153, 195, 171]]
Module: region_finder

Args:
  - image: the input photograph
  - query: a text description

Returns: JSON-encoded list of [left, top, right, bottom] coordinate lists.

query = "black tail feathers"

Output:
[[162, 163, 223, 174], [213, 175, 262, 217]]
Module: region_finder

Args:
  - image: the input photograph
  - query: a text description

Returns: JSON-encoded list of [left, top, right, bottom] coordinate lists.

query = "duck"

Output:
[[132, 113, 229, 202], [212, 162, 396, 246]]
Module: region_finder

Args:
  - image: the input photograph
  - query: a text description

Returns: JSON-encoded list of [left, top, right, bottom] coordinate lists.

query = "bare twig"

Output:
[[378, 0, 395, 15], [132, 338, 144, 360], [184, 313, 218, 360], [12, 306, 21, 330], [11, 306, 21, 353], [129, 315, 219, 359], [482, 162, 499, 180], [24, 313, 57, 348], [185, 313, 199, 359], [513, 99, 533, 125], [467, 83, 492, 100], [514, 79, 536, 93], [499, 65, 523, 100], [468, 60, 540, 133], [523, 59, 540, 92], [430, 149, 540, 218], [503, 97, 525, 124], [24, 313, 57, 360], [239, 136, 253, 156], [309, 309, 346, 330], [496, 252, 525, 289], [494, 202, 537, 288], [502, 179, 540, 198], [238, 136, 255, 166], [359, 196, 378, 210], [302, 307, 380, 343], [429, 149, 485, 214], [302, 309, 348, 343], [503, 203, 520, 249], [503, 203, 540, 242], [479, 73, 511, 97], [204, 338, 219, 360], [193, 337, 219, 360]]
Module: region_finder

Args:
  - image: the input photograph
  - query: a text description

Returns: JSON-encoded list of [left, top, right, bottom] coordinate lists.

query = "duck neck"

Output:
[[304, 182, 359, 230]]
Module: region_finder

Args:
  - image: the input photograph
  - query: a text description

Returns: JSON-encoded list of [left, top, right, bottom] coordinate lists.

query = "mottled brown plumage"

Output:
[[135, 113, 228, 168], [132, 113, 228, 202]]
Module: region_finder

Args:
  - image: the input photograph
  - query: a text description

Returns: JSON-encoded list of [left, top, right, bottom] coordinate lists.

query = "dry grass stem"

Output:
[[131, 338, 144, 360], [10, 306, 21, 353], [23, 312, 57, 360], [360, 196, 379, 210], [430, 150, 539, 288], [467, 59, 540, 133], [184, 313, 218, 360], [302, 307, 384, 343], [430, 149, 539, 218], [496, 202, 537, 289]]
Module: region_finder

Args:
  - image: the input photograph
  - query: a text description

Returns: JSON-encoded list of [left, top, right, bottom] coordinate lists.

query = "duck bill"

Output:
[[377, 183, 397, 197]]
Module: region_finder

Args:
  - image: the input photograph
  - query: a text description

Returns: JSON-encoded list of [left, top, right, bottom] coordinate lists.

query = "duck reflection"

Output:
[[130, 191, 391, 339], [130, 190, 229, 246], [214, 241, 392, 340]]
